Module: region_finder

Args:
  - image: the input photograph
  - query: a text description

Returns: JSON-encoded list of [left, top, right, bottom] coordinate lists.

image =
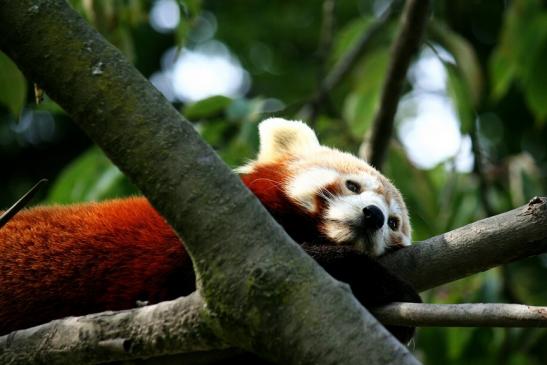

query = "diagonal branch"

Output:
[[302, 1, 398, 122], [380, 197, 547, 292], [361, 0, 431, 170]]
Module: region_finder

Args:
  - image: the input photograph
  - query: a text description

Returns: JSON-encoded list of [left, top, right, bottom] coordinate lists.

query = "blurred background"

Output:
[[0, 0, 546, 363]]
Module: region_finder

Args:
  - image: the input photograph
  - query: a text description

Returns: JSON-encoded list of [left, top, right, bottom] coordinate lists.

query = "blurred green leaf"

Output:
[[0, 51, 27, 117], [342, 47, 389, 138], [48, 147, 138, 203], [226, 97, 265, 123], [445, 63, 474, 133], [180, 0, 202, 17], [184, 95, 232, 120], [491, 0, 547, 123], [330, 17, 374, 65], [489, 48, 515, 102], [431, 21, 483, 106], [521, 23, 547, 124]]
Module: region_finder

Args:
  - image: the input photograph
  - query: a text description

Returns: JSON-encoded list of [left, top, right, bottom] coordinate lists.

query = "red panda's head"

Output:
[[238, 118, 411, 257]]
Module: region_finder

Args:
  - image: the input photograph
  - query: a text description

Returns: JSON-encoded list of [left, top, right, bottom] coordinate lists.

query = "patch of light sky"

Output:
[[148, 0, 250, 103], [398, 47, 474, 172], [148, 0, 473, 172]]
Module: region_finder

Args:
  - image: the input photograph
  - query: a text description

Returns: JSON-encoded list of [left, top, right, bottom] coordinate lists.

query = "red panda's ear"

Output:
[[256, 118, 320, 163]]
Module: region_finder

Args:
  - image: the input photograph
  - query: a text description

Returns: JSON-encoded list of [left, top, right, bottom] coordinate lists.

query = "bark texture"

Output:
[[380, 197, 547, 291], [0, 293, 229, 365]]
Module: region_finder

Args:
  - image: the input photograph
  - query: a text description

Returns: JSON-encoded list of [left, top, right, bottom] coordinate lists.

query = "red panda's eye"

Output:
[[388, 216, 399, 230], [345, 180, 361, 193]]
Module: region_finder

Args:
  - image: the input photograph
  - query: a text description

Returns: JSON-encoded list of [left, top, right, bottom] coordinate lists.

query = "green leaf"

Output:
[[0, 51, 27, 117], [520, 15, 547, 124], [179, 0, 202, 17], [488, 48, 515, 101], [183, 95, 233, 120], [342, 47, 390, 138], [445, 63, 474, 133], [225, 97, 265, 123], [48, 147, 138, 203], [431, 21, 483, 106], [490, 0, 547, 123], [330, 17, 375, 65]]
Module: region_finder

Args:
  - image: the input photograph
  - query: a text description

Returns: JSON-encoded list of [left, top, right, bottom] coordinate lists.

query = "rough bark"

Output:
[[362, 0, 430, 170], [0, 293, 230, 365], [0, 1, 418, 364], [380, 197, 547, 292]]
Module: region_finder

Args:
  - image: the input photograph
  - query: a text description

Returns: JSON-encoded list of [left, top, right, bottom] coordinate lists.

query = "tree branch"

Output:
[[361, 0, 430, 170], [372, 303, 547, 327], [0, 293, 231, 365], [380, 196, 547, 292], [4, 298, 546, 365], [0, 1, 418, 364]]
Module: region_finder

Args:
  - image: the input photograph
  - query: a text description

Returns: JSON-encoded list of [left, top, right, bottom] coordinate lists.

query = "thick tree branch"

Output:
[[380, 197, 547, 292], [4, 298, 546, 365], [372, 303, 547, 327], [0, 1, 418, 364], [361, 0, 430, 170], [0, 293, 230, 365]]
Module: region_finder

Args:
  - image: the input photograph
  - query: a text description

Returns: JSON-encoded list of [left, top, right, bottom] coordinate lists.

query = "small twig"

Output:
[[0, 178, 47, 229], [302, 1, 398, 121], [322, 3, 396, 95], [372, 303, 547, 327], [309, 0, 337, 126], [361, 0, 431, 170], [317, 0, 336, 76], [469, 122, 496, 216]]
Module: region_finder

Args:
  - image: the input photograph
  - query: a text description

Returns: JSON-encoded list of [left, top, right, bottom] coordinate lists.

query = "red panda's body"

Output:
[[0, 197, 195, 334], [0, 119, 419, 342]]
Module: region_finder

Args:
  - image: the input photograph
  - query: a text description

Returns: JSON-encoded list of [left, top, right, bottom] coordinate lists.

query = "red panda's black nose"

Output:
[[362, 205, 384, 231]]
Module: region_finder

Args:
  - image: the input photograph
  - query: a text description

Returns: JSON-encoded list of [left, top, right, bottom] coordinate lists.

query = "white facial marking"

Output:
[[362, 174, 381, 191], [324, 187, 394, 255], [323, 221, 354, 243], [286, 168, 339, 212]]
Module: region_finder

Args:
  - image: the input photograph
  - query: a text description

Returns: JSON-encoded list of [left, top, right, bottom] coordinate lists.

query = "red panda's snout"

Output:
[[284, 170, 410, 257]]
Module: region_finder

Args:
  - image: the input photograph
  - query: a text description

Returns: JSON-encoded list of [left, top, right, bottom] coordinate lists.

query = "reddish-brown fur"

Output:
[[240, 162, 329, 244], [0, 169, 324, 335]]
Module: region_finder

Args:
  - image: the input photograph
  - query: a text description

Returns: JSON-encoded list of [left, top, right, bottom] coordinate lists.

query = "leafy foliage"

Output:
[[1, 0, 546, 363]]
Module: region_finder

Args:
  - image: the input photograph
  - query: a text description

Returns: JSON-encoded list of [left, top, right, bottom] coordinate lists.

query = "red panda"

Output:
[[0, 118, 418, 342]]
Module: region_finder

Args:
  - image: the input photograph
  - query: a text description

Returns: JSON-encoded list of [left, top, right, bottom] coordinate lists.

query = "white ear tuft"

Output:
[[256, 118, 320, 163]]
